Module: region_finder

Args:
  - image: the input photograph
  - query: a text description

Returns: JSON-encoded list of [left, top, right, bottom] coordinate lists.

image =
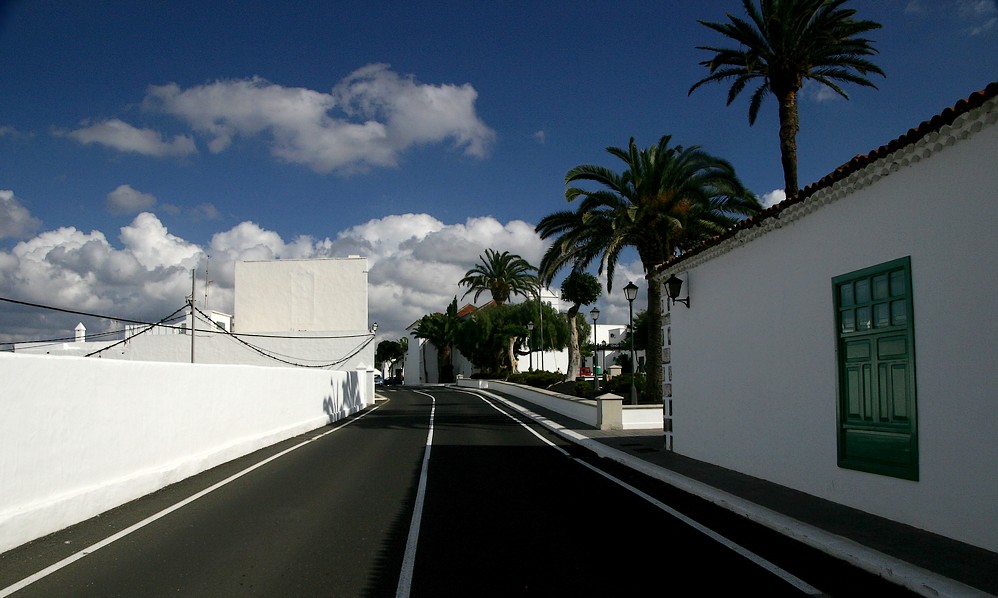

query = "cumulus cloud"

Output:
[[758, 189, 786, 209], [63, 118, 197, 157], [106, 184, 157, 215], [142, 65, 495, 173], [1, 210, 571, 345], [1, 206, 649, 348], [0, 190, 42, 239]]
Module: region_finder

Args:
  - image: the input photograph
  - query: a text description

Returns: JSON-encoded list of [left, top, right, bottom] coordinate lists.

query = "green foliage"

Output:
[[574, 380, 593, 397], [507, 370, 564, 388], [536, 134, 760, 403], [459, 249, 538, 305], [618, 310, 650, 352], [375, 339, 406, 369], [604, 373, 645, 398], [454, 303, 516, 374], [411, 298, 461, 382], [560, 271, 601, 305]]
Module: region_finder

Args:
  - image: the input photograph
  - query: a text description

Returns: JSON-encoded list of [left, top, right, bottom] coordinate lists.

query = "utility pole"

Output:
[[189, 268, 196, 364]]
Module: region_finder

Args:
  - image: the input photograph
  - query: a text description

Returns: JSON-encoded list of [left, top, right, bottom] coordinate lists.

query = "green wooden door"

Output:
[[834, 257, 918, 480]]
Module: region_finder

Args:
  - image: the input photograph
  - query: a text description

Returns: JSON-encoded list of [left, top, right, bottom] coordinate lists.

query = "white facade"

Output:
[[15, 257, 375, 371], [656, 87, 998, 551], [235, 256, 368, 332]]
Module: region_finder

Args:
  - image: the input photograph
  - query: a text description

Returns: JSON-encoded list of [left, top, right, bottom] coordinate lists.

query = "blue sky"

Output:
[[1, 0, 996, 346]]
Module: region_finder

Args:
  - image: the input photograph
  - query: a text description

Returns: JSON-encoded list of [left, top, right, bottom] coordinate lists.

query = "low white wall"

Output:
[[0, 353, 373, 554], [456, 379, 663, 431]]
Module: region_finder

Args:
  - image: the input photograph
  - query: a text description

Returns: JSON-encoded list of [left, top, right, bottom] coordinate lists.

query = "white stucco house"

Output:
[[654, 83, 997, 552], [15, 256, 376, 371]]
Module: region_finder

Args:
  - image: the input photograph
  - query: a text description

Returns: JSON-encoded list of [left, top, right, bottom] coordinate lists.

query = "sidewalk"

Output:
[[493, 392, 998, 598]]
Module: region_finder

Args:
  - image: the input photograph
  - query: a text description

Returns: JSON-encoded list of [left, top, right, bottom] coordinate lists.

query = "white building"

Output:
[[654, 83, 998, 552], [15, 257, 375, 371]]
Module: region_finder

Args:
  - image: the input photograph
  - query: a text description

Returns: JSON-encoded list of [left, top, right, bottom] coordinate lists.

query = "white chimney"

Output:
[[75, 322, 86, 343]]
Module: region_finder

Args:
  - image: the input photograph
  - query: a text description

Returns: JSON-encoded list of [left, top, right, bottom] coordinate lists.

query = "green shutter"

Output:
[[833, 257, 918, 480]]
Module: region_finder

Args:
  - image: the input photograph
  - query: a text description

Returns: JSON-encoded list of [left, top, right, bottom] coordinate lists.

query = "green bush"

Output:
[[605, 373, 644, 396], [508, 370, 564, 388], [574, 380, 593, 397]]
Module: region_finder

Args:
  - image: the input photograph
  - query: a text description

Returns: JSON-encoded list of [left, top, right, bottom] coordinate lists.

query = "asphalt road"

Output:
[[1, 386, 917, 597]]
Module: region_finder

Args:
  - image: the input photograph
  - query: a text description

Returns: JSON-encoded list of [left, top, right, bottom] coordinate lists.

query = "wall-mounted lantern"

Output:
[[665, 274, 690, 308]]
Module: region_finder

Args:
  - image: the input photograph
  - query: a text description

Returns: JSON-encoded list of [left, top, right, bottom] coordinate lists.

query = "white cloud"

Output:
[[64, 118, 197, 157], [0, 190, 42, 239], [119, 212, 202, 271], [1, 211, 647, 347], [143, 65, 495, 173], [534, 130, 546, 143], [758, 189, 786, 209], [107, 184, 157, 215]]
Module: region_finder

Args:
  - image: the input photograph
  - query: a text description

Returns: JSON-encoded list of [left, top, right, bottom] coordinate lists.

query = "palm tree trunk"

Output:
[[565, 305, 580, 381], [643, 278, 664, 405], [777, 89, 800, 197]]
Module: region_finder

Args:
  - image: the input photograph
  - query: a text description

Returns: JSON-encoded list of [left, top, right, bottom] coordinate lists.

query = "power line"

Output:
[[85, 306, 189, 358], [191, 305, 374, 368], [0, 295, 154, 326]]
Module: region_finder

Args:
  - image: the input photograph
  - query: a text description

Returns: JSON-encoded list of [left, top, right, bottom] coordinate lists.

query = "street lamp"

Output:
[[589, 306, 600, 392], [527, 321, 534, 371], [623, 281, 639, 404], [600, 340, 607, 383]]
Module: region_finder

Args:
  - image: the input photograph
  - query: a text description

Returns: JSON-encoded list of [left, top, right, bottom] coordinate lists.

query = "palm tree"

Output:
[[459, 249, 539, 373], [459, 249, 538, 306], [689, 0, 885, 196], [411, 298, 461, 383], [536, 135, 759, 403]]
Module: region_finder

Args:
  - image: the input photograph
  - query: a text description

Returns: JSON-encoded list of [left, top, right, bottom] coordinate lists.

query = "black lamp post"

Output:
[[600, 340, 607, 383], [624, 281, 639, 404], [589, 306, 600, 392], [527, 321, 534, 371]]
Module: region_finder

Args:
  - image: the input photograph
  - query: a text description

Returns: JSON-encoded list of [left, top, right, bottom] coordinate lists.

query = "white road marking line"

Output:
[[395, 390, 436, 598], [464, 388, 824, 596], [0, 405, 385, 598]]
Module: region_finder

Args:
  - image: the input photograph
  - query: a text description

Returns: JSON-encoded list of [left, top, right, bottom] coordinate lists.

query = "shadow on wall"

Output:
[[322, 371, 363, 424]]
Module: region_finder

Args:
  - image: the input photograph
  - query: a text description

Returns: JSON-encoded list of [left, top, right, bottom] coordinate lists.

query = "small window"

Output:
[[833, 257, 918, 480]]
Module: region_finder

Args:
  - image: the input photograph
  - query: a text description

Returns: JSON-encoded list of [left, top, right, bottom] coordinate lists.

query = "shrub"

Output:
[[508, 370, 564, 388]]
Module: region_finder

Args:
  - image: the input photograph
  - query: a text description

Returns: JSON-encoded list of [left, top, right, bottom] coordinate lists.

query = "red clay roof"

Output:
[[657, 80, 998, 273]]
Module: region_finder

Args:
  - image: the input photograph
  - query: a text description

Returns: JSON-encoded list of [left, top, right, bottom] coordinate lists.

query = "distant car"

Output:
[[374, 373, 384, 385]]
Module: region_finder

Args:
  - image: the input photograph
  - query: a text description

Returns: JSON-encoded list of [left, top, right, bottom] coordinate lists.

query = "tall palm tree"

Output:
[[536, 135, 759, 403], [689, 0, 885, 196], [459, 249, 538, 305]]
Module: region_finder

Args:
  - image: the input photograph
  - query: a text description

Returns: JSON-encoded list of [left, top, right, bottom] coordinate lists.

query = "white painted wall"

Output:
[[234, 257, 368, 333], [14, 329, 376, 371], [0, 352, 374, 554], [663, 102, 998, 551]]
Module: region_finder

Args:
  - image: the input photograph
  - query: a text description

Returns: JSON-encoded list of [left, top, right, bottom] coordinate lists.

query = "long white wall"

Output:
[[0, 353, 374, 554], [665, 106, 998, 551]]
